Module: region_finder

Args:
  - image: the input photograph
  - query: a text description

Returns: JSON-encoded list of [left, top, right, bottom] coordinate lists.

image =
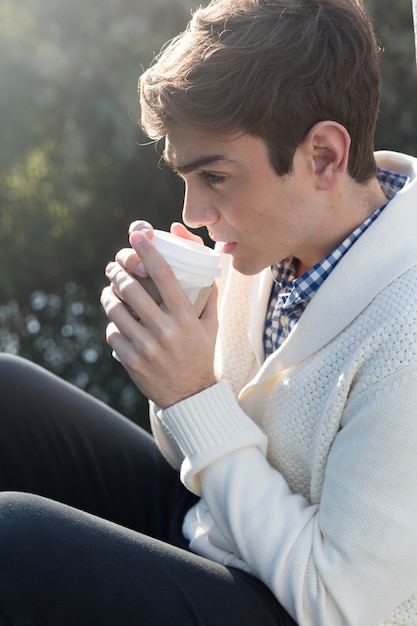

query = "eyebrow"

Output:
[[164, 154, 236, 175]]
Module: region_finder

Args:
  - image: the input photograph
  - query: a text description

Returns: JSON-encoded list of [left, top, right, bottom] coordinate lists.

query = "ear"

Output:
[[304, 121, 351, 190]]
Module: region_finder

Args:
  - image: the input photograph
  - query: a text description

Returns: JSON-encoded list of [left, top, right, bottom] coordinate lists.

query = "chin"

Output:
[[231, 257, 266, 276]]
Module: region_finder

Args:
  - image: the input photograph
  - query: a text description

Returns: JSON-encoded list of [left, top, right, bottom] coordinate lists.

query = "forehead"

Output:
[[164, 129, 269, 173]]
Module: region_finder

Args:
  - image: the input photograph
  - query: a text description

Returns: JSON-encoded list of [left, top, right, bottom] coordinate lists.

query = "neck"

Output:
[[296, 176, 387, 278]]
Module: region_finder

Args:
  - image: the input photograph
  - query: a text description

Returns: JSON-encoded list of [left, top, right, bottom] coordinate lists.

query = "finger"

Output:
[[170, 222, 204, 244], [128, 231, 192, 318], [128, 220, 154, 237], [101, 283, 146, 344], [104, 262, 170, 337], [114, 247, 149, 278], [104, 264, 142, 309], [105, 321, 131, 361]]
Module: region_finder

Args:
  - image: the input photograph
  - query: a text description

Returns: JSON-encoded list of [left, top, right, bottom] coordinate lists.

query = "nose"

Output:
[[182, 184, 217, 230]]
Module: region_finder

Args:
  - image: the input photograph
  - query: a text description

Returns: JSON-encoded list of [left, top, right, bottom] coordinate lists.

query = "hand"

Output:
[[101, 229, 218, 409], [115, 220, 204, 278], [169, 221, 204, 244], [130, 219, 203, 244]]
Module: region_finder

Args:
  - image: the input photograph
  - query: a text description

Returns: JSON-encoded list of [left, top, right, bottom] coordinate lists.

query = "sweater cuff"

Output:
[[158, 379, 267, 494]]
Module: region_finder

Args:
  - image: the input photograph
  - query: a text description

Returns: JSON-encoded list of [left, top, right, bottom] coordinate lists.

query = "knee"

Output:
[[0, 492, 64, 553], [0, 354, 52, 401], [0, 491, 41, 531], [0, 492, 35, 554], [0, 353, 26, 369], [0, 354, 34, 389], [0, 492, 66, 602]]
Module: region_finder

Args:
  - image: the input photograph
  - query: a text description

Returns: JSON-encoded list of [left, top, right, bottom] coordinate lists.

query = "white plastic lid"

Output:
[[152, 230, 221, 277]]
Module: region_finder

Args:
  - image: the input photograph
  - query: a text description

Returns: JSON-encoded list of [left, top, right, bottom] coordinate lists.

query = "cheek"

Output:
[[226, 182, 283, 236]]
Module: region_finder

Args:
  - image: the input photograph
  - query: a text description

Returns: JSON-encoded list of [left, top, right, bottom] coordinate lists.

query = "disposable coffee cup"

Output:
[[112, 230, 221, 363], [137, 229, 221, 317]]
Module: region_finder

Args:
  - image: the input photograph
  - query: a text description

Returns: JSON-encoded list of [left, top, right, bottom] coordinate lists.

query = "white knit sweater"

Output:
[[152, 151, 417, 626]]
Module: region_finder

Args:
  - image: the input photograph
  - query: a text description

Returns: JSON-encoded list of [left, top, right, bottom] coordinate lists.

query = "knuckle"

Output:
[[116, 248, 139, 270], [112, 272, 139, 300], [105, 322, 117, 342], [100, 286, 114, 309], [114, 270, 131, 291], [123, 350, 138, 371], [134, 336, 156, 361], [156, 323, 180, 353]]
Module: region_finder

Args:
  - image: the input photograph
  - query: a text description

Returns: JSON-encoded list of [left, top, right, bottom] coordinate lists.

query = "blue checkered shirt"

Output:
[[263, 168, 410, 358]]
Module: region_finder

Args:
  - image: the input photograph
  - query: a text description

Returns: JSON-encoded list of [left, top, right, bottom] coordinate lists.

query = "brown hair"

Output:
[[140, 0, 380, 183]]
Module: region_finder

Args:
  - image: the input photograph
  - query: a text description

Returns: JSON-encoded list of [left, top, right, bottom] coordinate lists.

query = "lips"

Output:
[[207, 231, 237, 255], [218, 242, 236, 254]]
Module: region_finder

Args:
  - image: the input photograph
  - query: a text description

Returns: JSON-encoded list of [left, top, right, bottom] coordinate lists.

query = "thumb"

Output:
[[170, 222, 204, 244]]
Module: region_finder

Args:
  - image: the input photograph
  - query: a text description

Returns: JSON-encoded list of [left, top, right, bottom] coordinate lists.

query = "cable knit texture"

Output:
[[153, 151, 417, 626]]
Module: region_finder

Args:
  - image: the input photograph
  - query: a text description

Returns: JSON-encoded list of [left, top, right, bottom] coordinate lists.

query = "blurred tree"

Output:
[[0, 0, 195, 426], [0, 0, 194, 300], [366, 0, 417, 153], [0, 0, 416, 428]]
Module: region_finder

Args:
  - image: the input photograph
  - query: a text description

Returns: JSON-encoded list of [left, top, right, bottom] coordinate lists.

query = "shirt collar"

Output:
[[271, 167, 410, 309]]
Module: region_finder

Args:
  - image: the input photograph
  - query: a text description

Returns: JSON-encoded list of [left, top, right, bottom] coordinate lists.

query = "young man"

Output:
[[104, 0, 417, 623], [1, 1, 416, 624]]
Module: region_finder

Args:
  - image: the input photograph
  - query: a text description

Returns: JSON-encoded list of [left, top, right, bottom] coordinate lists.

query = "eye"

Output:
[[200, 172, 226, 187]]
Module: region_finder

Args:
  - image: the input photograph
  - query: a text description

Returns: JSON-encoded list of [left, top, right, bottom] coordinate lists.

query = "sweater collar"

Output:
[[244, 151, 417, 393]]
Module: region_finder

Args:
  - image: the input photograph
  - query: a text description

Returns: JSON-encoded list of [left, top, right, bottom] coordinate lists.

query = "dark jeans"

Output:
[[0, 354, 296, 625]]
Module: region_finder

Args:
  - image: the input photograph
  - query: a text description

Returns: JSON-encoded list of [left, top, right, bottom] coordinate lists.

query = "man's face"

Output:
[[164, 129, 322, 276]]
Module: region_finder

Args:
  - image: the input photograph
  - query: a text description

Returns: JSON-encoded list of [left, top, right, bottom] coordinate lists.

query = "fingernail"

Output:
[[129, 221, 152, 235], [105, 261, 117, 275], [130, 230, 149, 247]]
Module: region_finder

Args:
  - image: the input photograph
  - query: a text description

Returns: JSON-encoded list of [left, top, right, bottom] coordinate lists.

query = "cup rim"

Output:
[[152, 230, 221, 277]]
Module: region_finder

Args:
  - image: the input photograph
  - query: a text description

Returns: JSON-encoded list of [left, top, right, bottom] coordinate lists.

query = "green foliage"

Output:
[[366, 0, 417, 153], [0, 0, 416, 427], [0, 0, 195, 426], [0, 0, 193, 299]]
